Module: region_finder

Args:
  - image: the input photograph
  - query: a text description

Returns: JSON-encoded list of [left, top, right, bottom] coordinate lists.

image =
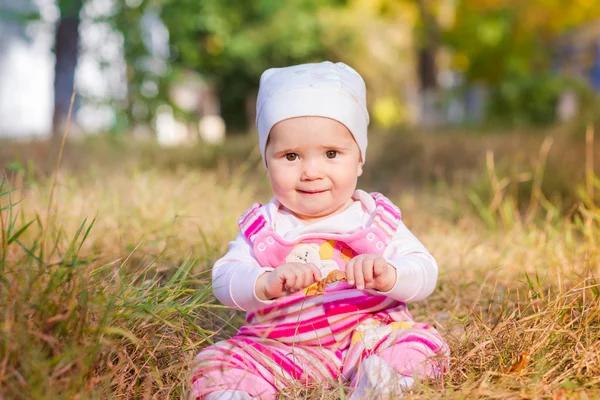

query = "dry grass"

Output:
[[0, 126, 599, 399]]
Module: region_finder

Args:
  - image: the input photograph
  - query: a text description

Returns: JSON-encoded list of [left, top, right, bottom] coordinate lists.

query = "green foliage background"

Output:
[[9, 0, 600, 130]]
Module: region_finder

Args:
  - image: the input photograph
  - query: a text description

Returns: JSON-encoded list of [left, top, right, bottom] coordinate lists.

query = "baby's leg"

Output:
[[203, 390, 254, 400], [190, 335, 341, 399], [192, 367, 274, 400], [349, 355, 414, 399], [374, 324, 449, 380], [190, 338, 278, 400], [344, 320, 449, 397]]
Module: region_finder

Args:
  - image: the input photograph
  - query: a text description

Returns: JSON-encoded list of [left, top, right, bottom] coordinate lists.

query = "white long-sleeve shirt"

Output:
[[212, 190, 438, 312]]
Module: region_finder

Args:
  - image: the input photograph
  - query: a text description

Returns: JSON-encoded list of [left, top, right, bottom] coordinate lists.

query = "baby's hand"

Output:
[[345, 254, 396, 292], [255, 262, 322, 300]]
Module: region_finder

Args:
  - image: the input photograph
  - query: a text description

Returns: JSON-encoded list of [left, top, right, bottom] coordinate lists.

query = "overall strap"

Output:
[[238, 203, 268, 242], [330, 192, 402, 256], [237, 203, 296, 268], [371, 192, 402, 239], [236, 194, 402, 264]]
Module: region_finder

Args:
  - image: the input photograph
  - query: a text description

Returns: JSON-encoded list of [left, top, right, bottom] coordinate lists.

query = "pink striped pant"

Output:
[[191, 318, 449, 399]]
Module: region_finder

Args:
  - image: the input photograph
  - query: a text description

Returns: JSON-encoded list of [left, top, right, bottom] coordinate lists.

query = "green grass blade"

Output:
[[7, 219, 34, 245]]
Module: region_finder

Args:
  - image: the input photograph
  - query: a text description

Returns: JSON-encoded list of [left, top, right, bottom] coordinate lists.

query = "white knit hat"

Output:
[[256, 61, 369, 166]]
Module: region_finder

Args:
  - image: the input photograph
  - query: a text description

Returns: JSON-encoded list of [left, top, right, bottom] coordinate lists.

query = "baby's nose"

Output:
[[301, 159, 323, 179]]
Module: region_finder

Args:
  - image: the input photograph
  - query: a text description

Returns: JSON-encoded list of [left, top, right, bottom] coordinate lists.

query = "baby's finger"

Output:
[[283, 271, 298, 292], [345, 258, 356, 285], [299, 268, 314, 290], [308, 263, 322, 282], [373, 257, 387, 277], [299, 268, 314, 289], [362, 258, 374, 287], [353, 258, 366, 290]]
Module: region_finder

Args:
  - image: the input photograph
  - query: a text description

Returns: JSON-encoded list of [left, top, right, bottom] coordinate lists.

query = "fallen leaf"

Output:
[[304, 270, 347, 296], [503, 351, 529, 374], [552, 389, 567, 400]]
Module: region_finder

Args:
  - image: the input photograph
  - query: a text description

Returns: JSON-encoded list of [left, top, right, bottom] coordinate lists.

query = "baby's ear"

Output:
[[357, 161, 363, 177]]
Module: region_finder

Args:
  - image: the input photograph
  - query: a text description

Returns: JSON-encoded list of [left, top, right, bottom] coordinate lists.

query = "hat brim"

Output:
[[257, 89, 368, 167]]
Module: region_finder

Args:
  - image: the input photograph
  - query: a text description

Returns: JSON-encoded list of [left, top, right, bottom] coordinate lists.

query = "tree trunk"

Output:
[[418, 48, 437, 91], [415, 0, 442, 126], [416, 0, 439, 91], [52, 1, 82, 137]]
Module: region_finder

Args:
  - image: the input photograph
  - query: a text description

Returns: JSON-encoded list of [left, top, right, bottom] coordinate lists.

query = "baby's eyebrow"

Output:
[[272, 147, 299, 156], [320, 144, 349, 150]]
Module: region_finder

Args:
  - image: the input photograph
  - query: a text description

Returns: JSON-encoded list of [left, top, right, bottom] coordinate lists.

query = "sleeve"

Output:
[[212, 231, 276, 312], [374, 220, 438, 302]]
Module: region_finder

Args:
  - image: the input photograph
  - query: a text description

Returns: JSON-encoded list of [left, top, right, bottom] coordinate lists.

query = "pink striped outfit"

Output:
[[191, 190, 449, 399]]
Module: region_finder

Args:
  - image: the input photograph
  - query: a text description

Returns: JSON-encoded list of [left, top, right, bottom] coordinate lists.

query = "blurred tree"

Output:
[[53, 0, 84, 136], [441, 0, 600, 125], [159, 0, 350, 130], [111, 1, 165, 133], [445, 0, 600, 84], [107, 0, 421, 132]]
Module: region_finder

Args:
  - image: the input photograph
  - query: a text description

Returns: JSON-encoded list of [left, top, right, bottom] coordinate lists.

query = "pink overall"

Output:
[[191, 193, 449, 399]]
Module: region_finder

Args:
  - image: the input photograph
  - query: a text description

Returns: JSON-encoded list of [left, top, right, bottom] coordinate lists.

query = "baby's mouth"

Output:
[[297, 189, 328, 195]]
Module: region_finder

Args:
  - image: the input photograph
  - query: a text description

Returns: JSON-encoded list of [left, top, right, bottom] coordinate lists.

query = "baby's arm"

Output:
[[212, 231, 276, 312], [376, 220, 439, 302]]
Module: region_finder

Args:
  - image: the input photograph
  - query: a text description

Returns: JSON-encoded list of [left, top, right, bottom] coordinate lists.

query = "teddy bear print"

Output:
[[286, 243, 339, 278]]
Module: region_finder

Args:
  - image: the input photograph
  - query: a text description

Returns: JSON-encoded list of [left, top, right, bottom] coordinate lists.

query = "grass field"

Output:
[[1, 125, 599, 399]]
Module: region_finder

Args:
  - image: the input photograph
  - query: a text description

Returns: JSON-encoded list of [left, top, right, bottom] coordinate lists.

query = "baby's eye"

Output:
[[325, 150, 338, 159], [285, 153, 298, 161]]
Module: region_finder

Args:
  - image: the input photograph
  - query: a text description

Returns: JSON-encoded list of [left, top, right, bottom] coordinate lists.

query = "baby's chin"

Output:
[[287, 204, 350, 223]]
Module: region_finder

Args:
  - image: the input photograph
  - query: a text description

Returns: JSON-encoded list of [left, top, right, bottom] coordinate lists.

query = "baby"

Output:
[[191, 61, 449, 399]]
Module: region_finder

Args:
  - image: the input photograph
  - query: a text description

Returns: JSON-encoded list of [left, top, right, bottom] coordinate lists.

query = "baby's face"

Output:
[[265, 116, 363, 223]]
